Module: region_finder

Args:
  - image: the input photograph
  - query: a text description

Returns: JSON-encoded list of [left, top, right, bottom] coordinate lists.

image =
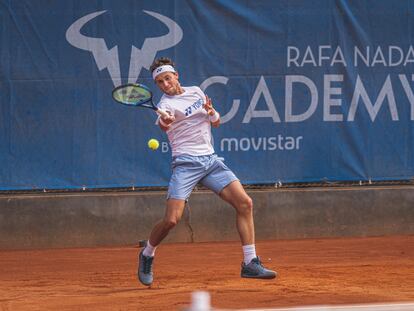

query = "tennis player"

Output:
[[138, 57, 277, 286]]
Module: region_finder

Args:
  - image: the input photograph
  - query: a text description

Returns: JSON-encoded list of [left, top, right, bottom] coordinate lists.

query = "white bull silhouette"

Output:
[[66, 10, 183, 87]]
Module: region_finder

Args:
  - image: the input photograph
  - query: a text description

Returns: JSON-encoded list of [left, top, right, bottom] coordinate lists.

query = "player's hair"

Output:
[[150, 57, 176, 73]]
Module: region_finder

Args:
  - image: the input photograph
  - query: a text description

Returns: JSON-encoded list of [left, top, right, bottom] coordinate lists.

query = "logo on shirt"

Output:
[[184, 99, 203, 116]]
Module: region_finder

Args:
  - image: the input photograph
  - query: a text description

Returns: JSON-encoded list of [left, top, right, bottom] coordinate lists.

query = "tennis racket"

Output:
[[112, 83, 170, 118]]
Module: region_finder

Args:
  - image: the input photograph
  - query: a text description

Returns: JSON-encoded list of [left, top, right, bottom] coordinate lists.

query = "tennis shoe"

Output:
[[138, 249, 154, 286], [241, 257, 277, 279]]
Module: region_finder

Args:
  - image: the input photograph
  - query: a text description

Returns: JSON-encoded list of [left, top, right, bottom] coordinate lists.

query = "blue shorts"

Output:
[[167, 154, 239, 201]]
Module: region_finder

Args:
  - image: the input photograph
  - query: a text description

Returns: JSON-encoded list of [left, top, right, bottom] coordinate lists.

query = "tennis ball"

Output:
[[148, 138, 159, 150]]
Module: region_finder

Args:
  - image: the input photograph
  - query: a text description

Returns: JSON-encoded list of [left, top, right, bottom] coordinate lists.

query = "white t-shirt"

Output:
[[157, 86, 215, 157]]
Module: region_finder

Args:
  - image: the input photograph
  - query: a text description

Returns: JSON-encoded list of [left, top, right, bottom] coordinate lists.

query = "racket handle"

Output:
[[156, 108, 171, 119]]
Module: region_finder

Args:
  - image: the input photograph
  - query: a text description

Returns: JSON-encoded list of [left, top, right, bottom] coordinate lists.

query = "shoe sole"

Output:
[[138, 275, 153, 286], [241, 272, 277, 279]]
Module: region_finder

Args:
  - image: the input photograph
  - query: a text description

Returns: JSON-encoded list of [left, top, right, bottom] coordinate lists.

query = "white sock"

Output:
[[142, 241, 157, 257], [242, 244, 257, 265]]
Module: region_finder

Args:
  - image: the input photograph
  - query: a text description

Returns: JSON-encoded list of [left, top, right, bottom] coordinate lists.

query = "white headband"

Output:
[[152, 65, 176, 80]]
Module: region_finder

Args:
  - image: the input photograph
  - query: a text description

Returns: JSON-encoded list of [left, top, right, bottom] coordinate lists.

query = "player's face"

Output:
[[154, 71, 182, 96]]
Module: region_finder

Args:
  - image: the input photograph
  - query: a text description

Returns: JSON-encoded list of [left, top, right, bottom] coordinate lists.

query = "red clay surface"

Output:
[[0, 235, 413, 310]]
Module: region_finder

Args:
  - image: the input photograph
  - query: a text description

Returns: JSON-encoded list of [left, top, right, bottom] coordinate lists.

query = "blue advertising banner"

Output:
[[1, 0, 414, 190]]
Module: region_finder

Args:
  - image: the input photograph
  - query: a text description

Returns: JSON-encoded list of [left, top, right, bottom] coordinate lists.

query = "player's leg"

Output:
[[143, 155, 200, 257], [219, 181, 277, 279], [138, 199, 186, 286], [138, 155, 203, 286], [219, 180, 254, 245], [198, 157, 253, 245], [148, 199, 186, 248], [200, 157, 276, 279]]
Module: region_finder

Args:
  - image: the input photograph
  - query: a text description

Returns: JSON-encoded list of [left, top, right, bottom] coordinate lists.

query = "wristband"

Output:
[[159, 118, 170, 128], [209, 111, 220, 123]]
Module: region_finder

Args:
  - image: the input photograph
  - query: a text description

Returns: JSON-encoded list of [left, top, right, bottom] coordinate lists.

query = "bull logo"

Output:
[[65, 10, 183, 87]]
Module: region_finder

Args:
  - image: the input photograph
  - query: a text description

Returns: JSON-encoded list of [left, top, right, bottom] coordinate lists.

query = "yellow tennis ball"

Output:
[[148, 138, 159, 150]]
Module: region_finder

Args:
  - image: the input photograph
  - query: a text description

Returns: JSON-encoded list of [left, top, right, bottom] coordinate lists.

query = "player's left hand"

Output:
[[203, 95, 216, 116]]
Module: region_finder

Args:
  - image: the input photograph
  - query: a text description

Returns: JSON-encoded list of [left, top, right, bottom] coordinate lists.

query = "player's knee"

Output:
[[164, 217, 180, 230], [238, 196, 253, 215]]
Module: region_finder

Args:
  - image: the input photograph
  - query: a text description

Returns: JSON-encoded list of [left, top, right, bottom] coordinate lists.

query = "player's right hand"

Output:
[[161, 111, 175, 125], [159, 111, 175, 131]]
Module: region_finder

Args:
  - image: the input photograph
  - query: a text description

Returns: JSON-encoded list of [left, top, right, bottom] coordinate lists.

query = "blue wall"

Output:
[[1, 0, 414, 190]]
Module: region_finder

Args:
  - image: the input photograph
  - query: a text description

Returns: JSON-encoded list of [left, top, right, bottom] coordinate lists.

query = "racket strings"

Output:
[[113, 84, 152, 106]]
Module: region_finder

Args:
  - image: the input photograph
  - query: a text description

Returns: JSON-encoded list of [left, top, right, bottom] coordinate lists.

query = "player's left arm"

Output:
[[203, 95, 220, 128]]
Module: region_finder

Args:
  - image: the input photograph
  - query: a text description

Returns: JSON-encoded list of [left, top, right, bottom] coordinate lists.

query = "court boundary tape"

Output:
[[231, 302, 414, 311]]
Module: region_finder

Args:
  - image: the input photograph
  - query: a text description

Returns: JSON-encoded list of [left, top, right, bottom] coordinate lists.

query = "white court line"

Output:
[[234, 302, 414, 311]]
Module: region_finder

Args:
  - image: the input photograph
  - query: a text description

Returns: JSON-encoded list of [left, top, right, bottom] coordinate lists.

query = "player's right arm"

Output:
[[157, 101, 175, 132]]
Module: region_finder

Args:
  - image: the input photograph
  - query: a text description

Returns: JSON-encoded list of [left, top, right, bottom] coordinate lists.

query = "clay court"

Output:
[[2, 3, 414, 310], [1, 235, 413, 310]]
